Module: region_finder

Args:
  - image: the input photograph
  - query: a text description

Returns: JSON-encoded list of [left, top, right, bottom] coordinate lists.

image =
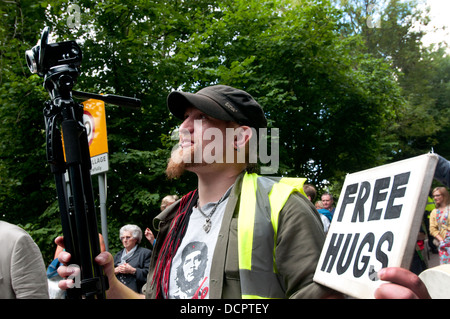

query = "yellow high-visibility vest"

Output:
[[426, 196, 435, 213], [238, 172, 306, 299]]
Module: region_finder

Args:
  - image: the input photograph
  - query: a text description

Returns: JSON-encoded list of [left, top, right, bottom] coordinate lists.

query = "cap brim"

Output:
[[167, 91, 235, 122]]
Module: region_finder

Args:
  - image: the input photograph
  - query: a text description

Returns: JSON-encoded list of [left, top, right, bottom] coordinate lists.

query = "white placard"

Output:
[[313, 153, 438, 299]]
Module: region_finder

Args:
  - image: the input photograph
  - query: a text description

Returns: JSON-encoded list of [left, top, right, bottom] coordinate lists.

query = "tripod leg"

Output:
[[62, 117, 108, 299], [45, 111, 82, 299]]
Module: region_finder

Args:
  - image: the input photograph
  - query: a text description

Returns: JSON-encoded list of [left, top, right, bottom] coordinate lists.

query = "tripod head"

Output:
[[26, 26, 140, 109]]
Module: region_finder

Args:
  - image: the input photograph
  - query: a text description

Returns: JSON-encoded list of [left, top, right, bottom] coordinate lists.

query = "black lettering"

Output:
[[336, 233, 360, 275], [368, 177, 390, 221], [385, 172, 410, 220], [376, 231, 394, 268], [320, 233, 344, 273], [353, 232, 375, 278], [351, 181, 371, 222], [337, 183, 358, 222]]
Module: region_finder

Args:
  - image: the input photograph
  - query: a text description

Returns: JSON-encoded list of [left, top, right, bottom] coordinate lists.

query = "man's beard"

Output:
[[166, 146, 187, 179], [165, 144, 207, 179]]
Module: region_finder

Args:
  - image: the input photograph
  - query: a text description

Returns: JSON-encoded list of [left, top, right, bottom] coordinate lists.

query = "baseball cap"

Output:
[[167, 85, 267, 128]]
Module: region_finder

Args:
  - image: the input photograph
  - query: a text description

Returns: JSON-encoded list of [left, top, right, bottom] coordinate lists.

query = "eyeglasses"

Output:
[[433, 194, 442, 198]]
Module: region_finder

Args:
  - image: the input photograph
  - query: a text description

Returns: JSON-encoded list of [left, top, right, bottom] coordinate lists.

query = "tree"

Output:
[[180, 0, 403, 186], [333, 0, 450, 162], [0, 0, 54, 223], [426, 48, 450, 159]]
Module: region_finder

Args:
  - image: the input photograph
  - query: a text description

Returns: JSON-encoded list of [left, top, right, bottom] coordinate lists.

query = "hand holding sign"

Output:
[[375, 267, 431, 299]]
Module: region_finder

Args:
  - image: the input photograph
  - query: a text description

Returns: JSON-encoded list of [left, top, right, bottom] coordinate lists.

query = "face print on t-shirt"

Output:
[[173, 241, 208, 298]]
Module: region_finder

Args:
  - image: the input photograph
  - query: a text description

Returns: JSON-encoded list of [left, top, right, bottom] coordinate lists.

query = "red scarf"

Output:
[[151, 190, 198, 299]]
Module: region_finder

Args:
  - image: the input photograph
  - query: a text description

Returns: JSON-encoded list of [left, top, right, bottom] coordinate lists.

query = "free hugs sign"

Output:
[[314, 153, 438, 298]]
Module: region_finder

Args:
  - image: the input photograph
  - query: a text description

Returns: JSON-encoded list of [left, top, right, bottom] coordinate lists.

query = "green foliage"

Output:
[[20, 201, 62, 264], [0, 0, 55, 227]]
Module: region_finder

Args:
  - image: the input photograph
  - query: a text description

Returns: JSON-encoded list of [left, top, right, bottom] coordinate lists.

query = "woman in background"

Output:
[[114, 225, 151, 293], [430, 187, 450, 264]]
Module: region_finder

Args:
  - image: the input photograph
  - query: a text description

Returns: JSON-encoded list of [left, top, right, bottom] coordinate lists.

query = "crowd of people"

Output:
[[2, 85, 449, 299]]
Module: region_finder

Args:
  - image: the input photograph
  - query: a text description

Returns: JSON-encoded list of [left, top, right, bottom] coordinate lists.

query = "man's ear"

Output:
[[234, 125, 253, 151]]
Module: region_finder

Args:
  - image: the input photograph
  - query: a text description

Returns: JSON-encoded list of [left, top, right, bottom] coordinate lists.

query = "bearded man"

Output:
[[57, 85, 431, 300]]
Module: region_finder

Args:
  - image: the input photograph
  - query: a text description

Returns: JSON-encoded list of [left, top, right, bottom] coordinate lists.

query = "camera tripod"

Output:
[[27, 27, 140, 299]]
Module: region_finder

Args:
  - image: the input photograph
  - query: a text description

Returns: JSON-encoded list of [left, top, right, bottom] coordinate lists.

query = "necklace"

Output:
[[196, 190, 230, 233]]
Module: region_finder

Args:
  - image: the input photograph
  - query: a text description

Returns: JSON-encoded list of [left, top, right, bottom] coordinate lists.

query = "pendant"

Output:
[[203, 218, 211, 233]]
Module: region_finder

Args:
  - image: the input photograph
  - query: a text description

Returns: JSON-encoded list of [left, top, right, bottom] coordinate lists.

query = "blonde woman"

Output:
[[430, 187, 450, 264]]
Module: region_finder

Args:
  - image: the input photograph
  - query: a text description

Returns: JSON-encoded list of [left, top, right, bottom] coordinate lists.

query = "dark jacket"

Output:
[[114, 245, 152, 293], [145, 173, 332, 299], [435, 154, 450, 187]]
